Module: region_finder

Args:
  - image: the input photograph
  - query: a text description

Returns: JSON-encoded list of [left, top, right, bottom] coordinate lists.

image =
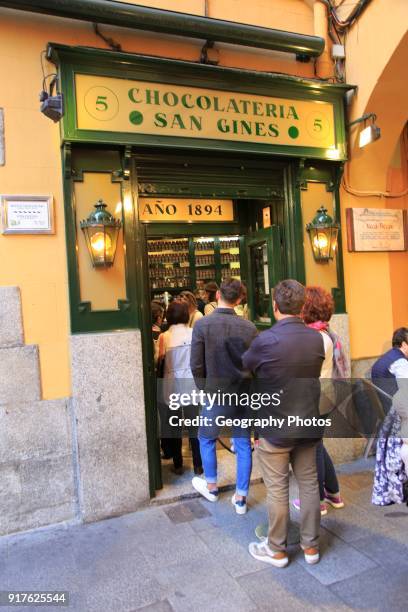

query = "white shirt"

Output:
[[389, 358, 408, 379]]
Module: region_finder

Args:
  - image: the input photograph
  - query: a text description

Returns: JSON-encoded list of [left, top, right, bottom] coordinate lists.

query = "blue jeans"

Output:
[[198, 403, 252, 496]]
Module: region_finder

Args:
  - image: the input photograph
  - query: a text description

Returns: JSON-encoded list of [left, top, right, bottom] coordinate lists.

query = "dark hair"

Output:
[[205, 281, 219, 302], [179, 290, 197, 309], [166, 300, 189, 326], [151, 301, 164, 324], [273, 279, 305, 315], [302, 286, 334, 323], [392, 327, 408, 347], [219, 278, 244, 305]]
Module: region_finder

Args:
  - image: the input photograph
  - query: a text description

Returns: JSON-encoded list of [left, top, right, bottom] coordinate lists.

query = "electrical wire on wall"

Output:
[[316, 0, 373, 83], [342, 123, 408, 198]]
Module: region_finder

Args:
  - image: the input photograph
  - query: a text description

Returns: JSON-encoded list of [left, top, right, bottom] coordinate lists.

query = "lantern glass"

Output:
[[80, 200, 121, 268], [306, 206, 339, 263]]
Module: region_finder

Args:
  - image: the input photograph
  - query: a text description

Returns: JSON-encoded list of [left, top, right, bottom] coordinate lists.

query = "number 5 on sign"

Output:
[[83, 85, 119, 121], [306, 112, 330, 141]]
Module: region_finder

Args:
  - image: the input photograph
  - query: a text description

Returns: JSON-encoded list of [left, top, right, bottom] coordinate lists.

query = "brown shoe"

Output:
[[303, 547, 320, 565]]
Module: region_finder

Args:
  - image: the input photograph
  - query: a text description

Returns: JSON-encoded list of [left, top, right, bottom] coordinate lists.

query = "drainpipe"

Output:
[[313, 0, 332, 78], [0, 0, 324, 60]]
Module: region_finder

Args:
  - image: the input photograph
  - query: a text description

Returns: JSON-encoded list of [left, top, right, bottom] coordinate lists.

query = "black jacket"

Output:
[[242, 317, 325, 445], [190, 307, 257, 391]]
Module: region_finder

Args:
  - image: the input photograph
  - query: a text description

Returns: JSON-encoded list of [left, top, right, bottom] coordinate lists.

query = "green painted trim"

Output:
[[245, 226, 283, 324], [62, 144, 140, 333], [50, 45, 352, 162], [297, 160, 346, 314], [283, 162, 306, 283]]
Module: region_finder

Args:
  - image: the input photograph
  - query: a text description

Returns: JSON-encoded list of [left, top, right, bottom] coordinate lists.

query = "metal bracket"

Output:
[[63, 142, 73, 179], [295, 158, 308, 190]]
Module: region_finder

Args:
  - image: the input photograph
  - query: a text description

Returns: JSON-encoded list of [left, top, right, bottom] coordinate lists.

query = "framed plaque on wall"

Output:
[[1, 195, 55, 235], [346, 207, 407, 252]]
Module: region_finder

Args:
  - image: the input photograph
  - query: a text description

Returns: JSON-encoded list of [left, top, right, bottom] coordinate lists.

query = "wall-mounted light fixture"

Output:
[[306, 206, 339, 263], [80, 199, 121, 268], [348, 112, 381, 148]]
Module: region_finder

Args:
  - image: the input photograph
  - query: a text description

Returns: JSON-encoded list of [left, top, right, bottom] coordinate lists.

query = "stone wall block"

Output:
[[0, 345, 41, 405], [0, 286, 24, 348], [0, 399, 77, 535], [70, 330, 149, 522], [330, 313, 351, 372]]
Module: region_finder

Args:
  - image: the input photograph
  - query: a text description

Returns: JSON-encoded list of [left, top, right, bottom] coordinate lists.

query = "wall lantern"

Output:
[[306, 206, 339, 263], [348, 112, 381, 148], [80, 199, 121, 268]]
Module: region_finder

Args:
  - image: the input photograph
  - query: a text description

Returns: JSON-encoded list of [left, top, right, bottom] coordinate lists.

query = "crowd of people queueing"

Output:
[[151, 277, 408, 567]]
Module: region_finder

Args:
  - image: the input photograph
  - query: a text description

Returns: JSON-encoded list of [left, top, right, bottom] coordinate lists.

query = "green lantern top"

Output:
[[80, 199, 121, 229], [306, 206, 339, 231]]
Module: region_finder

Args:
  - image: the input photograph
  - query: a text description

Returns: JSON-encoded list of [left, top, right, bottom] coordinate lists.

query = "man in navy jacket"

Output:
[[244, 279, 325, 568]]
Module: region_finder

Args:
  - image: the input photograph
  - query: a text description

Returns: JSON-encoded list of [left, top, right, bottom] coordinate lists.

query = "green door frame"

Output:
[[245, 225, 284, 330]]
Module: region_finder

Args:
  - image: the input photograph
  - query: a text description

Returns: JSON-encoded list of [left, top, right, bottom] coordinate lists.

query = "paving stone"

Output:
[[294, 527, 377, 586], [350, 532, 408, 568], [123, 507, 195, 546], [329, 564, 408, 610], [70, 523, 166, 611], [142, 533, 212, 571], [321, 500, 397, 542], [155, 557, 257, 612], [238, 565, 351, 612], [0, 286, 23, 347], [5, 529, 78, 591], [197, 525, 265, 578]]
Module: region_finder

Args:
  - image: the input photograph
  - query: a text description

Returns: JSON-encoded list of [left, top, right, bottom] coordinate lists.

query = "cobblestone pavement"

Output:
[[1, 458, 408, 611]]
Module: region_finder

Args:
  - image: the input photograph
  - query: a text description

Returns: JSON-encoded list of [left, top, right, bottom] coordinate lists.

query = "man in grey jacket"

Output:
[[190, 278, 257, 514]]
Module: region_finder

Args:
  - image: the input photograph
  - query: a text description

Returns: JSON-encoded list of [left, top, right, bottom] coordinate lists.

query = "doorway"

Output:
[[132, 152, 300, 496]]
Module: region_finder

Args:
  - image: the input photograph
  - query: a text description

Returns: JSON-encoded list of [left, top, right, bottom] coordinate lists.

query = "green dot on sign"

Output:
[[129, 111, 143, 125], [288, 126, 299, 139]]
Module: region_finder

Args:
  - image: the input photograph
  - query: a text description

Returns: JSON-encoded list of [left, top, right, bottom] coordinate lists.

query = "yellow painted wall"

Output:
[[0, 0, 406, 399], [0, 2, 317, 399], [339, 0, 408, 359]]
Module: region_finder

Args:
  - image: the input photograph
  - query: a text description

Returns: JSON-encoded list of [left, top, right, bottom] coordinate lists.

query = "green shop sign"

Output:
[[51, 45, 351, 159]]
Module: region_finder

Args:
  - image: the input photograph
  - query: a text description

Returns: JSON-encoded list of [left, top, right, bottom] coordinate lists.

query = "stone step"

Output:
[[0, 345, 41, 405], [0, 286, 24, 348]]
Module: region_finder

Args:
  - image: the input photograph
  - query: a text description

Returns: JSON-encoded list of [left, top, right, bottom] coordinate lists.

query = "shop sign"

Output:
[[139, 198, 234, 222], [346, 208, 407, 252], [75, 74, 336, 152], [1, 195, 54, 234]]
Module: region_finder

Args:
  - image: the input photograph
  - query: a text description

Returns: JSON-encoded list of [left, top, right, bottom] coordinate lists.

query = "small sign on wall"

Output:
[[1, 195, 55, 234], [346, 207, 407, 252], [139, 198, 234, 223]]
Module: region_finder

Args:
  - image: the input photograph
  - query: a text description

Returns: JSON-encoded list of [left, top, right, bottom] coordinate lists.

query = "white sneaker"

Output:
[[248, 541, 289, 568], [231, 493, 247, 515], [303, 547, 320, 565], [192, 477, 219, 502]]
